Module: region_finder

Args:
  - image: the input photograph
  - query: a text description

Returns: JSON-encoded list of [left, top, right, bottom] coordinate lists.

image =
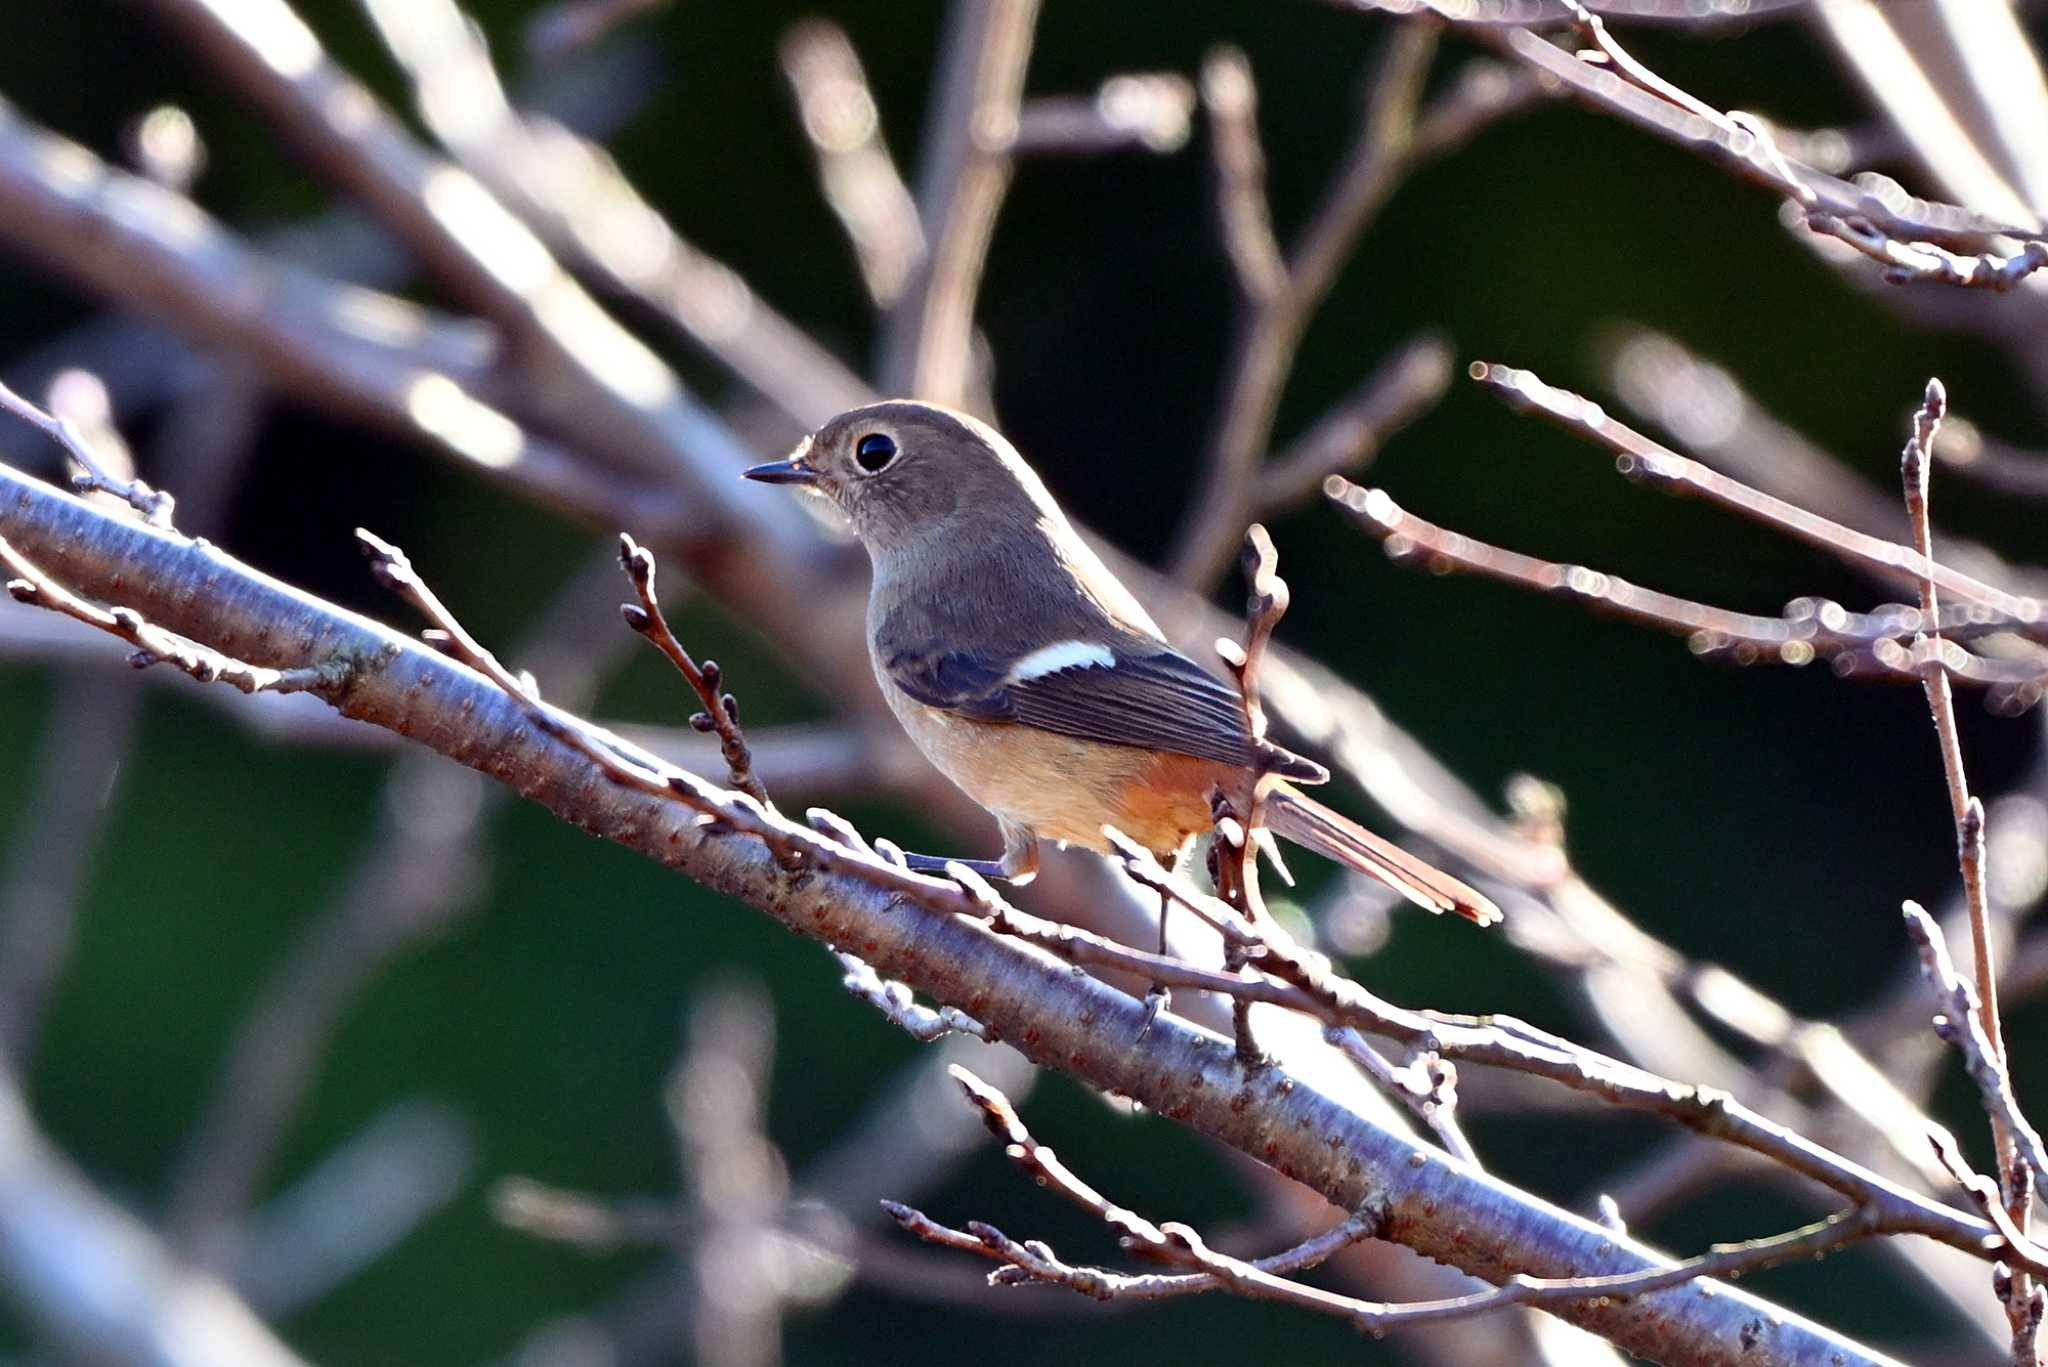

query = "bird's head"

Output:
[[743, 399, 1051, 552]]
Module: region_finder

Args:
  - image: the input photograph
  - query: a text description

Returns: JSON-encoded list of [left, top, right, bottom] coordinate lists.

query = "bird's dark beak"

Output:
[[741, 458, 819, 486]]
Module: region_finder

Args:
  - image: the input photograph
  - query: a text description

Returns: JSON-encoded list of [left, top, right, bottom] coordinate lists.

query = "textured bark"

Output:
[[0, 459, 1903, 1367]]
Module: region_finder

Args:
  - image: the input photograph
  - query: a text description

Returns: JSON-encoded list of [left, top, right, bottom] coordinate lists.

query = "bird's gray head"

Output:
[[742, 400, 1055, 552]]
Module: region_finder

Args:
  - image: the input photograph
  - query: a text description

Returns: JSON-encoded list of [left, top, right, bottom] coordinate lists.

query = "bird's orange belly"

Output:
[[888, 694, 1224, 857]]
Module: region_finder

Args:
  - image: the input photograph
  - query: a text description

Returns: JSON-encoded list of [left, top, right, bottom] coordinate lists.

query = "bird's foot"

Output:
[[1138, 984, 1171, 1038]]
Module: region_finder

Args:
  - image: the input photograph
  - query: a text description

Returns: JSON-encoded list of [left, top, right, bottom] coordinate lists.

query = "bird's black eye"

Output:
[[854, 432, 897, 474]]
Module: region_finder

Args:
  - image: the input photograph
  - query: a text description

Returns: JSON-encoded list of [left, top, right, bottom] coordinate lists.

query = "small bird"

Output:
[[743, 400, 1498, 925]]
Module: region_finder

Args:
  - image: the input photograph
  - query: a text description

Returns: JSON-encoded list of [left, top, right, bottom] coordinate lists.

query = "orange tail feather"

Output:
[[1263, 783, 1500, 926]]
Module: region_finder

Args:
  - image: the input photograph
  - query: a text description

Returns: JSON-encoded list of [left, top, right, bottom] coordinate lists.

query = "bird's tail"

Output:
[[1263, 783, 1500, 926]]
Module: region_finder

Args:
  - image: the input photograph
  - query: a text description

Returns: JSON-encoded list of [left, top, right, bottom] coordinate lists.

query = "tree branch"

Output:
[[0, 441, 1914, 1366], [879, 0, 1040, 409]]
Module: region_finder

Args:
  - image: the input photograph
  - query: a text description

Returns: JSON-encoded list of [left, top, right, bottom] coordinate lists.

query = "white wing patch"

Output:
[[1008, 640, 1116, 682]]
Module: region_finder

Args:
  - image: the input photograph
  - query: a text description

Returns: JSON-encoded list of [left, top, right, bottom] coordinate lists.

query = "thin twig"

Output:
[[1211, 526, 1300, 1065], [1324, 1027, 1480, 1165], [1200, 47, 1284, 305], [617, 533, 767, 806], [1471, 361, 2048, 635], [1808, 215, 2048, 291], [1604, 328, 2048, 601], [1007, 76, 1195, 157], [0, 537, 343, 697], [0, 376, 173, 525], [1172, 25, 1439, 589], [361, 0, 873, 428], [1256, 337, 1452, 513], [1557, 0, 1727, 129], [1477, 19, 2047, 273], [1331, 478, 2044, 692], [900, 1067, 1891, 1332], [779, 20, 926, 308], [1904, 904, 2048, 1203], [836, 953, 987, 1042], [879, 0, 1040, 408], [1899, 380, 2039, 1350]]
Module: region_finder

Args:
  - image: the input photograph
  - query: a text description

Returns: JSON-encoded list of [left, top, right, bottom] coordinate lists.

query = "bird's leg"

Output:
[[1139, 840, 1189, 1036], [900, 823, 1039, 886], [1139, 884, 1173, 1036]]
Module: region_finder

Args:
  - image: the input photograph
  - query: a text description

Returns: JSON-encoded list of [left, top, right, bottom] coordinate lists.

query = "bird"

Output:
[[742, 399, 1498, 926]]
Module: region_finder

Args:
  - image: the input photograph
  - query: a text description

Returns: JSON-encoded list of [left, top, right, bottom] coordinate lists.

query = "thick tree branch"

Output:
[[0, 446, 1912, 1366]]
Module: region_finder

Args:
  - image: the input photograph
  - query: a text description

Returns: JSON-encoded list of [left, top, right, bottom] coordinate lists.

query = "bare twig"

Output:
[[779, 20, 926, 308], [1208, 525, 1302, 1065], [879, 0, 1041, 408], [1008, 76, 1195, 157], [1341, 1, 1813, 23], [1808, 215, 2048, 291], [1904, 905, 2048, 1204], [1324, 1027, 1480, 1165], [1471, 361, 2048, 635], [1256, 337, 1452, 513], [1604, 328, 2048, 599], [0, 535, 344, 697], [1172, 26, 1439, 588], [1901, 385, 2024, 1189], [1902, 382, 2041, 1355], [361, 0, 873, 428], [899, 1067, 1892, 1334], [1332, 479, 2044, 693], [0, 376, 173, 525], [836, 953, 987, 1043], [617, 533, 767, 806], [1556, 0, 1725, 126], [1479, 20, 2047, 264]]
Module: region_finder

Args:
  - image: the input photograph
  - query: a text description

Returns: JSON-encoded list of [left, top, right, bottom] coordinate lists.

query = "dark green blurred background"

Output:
[[0, 2, 2042, 1362]]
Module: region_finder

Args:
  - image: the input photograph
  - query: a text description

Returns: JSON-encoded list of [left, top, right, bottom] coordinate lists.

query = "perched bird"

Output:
[[743, 400, 1498, 925]]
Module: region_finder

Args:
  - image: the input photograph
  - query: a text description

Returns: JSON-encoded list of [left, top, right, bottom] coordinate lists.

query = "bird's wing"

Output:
[[881, 634, 1266, 772]]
